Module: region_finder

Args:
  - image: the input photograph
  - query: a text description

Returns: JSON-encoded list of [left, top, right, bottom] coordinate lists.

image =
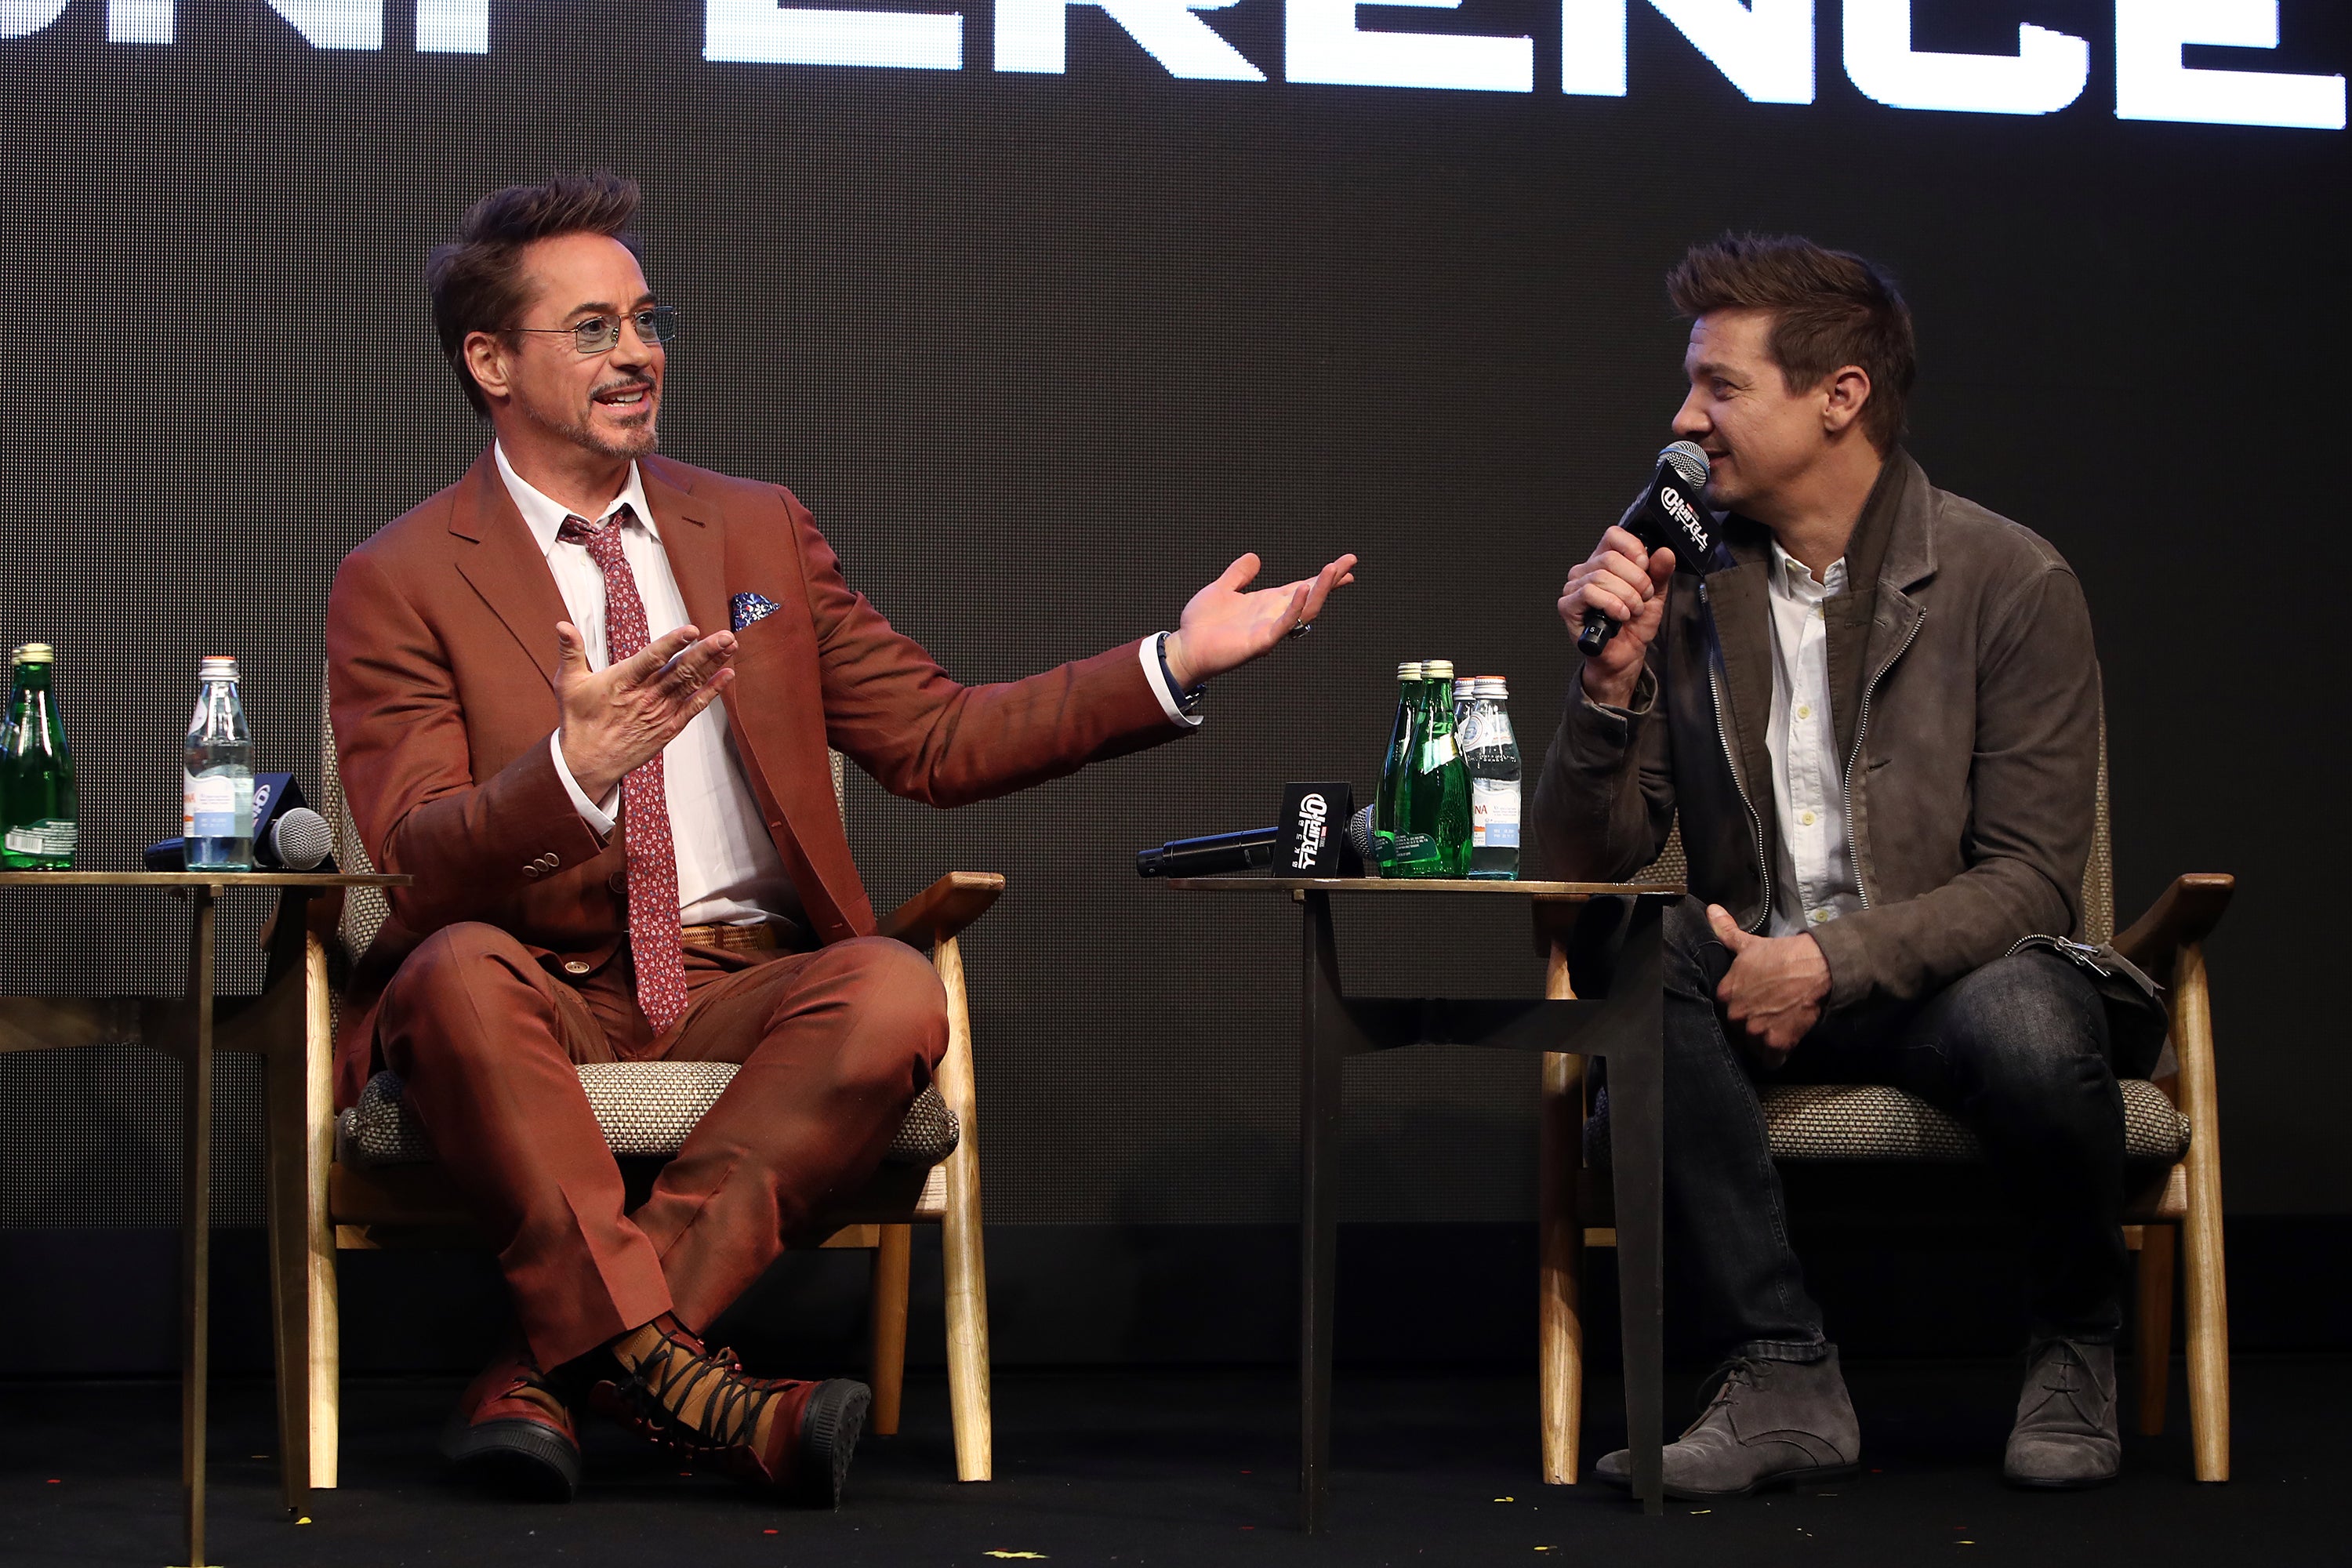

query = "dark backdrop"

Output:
[[4, 4, 2346, 1271]]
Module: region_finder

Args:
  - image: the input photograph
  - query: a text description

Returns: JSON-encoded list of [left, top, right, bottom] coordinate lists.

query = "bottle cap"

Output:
[[199, 655, 241, 681], [1396, 661, 1423, 681], [1477, 677, 1508, 699], [1423, 659, 1455, 679], [1454, 678, 1475, 698], [13, 642, 53, 665]]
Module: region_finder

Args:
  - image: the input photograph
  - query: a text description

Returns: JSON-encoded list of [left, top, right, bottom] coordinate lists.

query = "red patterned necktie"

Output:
[[558, 506, 690, 1036]]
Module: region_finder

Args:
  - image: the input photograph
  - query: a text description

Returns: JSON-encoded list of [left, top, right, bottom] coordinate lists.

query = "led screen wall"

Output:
[[3, 1, 2347, 1224]]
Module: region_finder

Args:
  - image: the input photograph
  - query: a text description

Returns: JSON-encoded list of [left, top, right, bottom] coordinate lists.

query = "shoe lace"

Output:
[[2027, 1338, 2091, 1398], [1692, 1355, 1771, 1422], [618, 1323, 781, 1455]]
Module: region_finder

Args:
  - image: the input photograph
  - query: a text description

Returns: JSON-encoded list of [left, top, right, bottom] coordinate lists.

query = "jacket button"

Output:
[[537, 852, 560, 870], [608, 871, 627, 893], [563, 959, 592, 976], [522, 864, 542, 880]]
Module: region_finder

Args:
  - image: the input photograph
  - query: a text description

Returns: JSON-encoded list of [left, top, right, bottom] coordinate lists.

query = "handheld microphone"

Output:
[[1136, 826, 1278, 878], [144, 773, 335, 871], [1577, 441, 1717, 658]]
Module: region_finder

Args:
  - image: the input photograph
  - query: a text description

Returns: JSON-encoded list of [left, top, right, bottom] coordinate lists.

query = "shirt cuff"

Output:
[[548, 731, 619, 838], [1142, 633, 1204, 729]]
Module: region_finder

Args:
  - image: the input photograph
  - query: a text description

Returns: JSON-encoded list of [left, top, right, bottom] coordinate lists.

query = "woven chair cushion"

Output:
[[1584, 1078, 2188, 1168], [338, 1064, 959, 1168]]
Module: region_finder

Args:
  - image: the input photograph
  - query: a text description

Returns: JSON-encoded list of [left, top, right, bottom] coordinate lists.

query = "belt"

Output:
[[679, 921, 782, 954]]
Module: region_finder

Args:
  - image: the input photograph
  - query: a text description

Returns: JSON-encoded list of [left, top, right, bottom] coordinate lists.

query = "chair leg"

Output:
[[931, 937, 993, 1482], [2135, 1222, 2176, 1437], [869, 1224, 913, 1437], [2172, 944, 2230, 1483], [301, 935, 340, 1490], [1539, 1050, 1585, 1484], [263, 1035, 313, 1515]]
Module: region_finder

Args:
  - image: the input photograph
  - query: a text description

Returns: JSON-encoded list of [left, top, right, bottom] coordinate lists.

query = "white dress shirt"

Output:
[[497, 444, 1197, 928], [497, 444, 797, 928], [1763, 542, 1864, 939]]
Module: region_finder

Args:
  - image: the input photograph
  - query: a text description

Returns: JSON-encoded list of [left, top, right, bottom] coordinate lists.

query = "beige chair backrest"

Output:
[[1631, 706, 2113, 946], [318, 670, 850, 970]]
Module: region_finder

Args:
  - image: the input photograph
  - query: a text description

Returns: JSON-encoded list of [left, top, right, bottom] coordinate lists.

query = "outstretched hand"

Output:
[[1163, 551, 1359, 691], [555, 619, 737, 804], [1707, 904, 1831, 1065]]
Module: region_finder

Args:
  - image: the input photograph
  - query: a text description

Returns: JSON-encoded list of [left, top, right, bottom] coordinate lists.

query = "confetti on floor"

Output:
[[983, 1553, 1049, 1561], [296, 1516, 311, 1526], [1494, 1496, 1516, 1503]]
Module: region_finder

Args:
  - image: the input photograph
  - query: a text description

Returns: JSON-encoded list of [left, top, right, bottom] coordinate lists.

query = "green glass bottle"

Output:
[[1372, 660, 1425, 872], [2, 644, 78, 869], [1387, 658, 1472, 878]]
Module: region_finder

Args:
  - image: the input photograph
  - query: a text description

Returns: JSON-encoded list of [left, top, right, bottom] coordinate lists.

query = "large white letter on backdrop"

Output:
[[417, 0, 488, 53], [1844, 0, 2085, 115], [2115, 0, 2346, 129], [1287, 0, 1534, 93], [998, 0, 1264, 79], [1562, 0, 1813, 105], [706, 0, 962, 68], [1, 0, 67, 37], [106, 0, 380, 46]]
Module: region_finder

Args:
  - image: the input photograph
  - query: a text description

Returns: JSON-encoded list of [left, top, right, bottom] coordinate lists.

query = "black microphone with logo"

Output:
[[1577, 439, 1721, 657], [1136, 782, 1359, 879], [144, 772, 335, 871]]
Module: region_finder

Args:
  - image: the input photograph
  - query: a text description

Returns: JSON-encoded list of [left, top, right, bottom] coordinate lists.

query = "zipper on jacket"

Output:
[[1839, 612, 1925, 912], [1700, 579, 1772, 933]]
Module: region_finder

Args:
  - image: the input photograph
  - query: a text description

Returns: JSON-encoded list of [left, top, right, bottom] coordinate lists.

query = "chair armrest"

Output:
[[879, 872, 1006, 948], [2114, 873, 2235, 976]]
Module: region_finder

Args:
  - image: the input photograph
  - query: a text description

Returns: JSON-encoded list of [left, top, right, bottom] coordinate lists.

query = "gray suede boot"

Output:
[[1595, 1348, 1860, 1500], [2002, 1338, 2120, 1489]]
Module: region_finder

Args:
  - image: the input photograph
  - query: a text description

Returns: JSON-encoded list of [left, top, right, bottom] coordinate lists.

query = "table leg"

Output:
[[180, 887, 218, 1566], [1298, 891, 1345, 1534], [1607, 898, 1667, 1515]]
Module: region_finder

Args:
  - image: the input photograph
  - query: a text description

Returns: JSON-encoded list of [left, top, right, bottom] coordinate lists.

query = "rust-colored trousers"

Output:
[[375, 923, 949, 1369]]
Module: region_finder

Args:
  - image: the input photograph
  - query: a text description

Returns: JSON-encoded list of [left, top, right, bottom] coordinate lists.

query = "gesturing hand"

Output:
[[1163, 552, 1359, 692], [1707, 904, 1831, 1065], [555, 620, 738, 804]]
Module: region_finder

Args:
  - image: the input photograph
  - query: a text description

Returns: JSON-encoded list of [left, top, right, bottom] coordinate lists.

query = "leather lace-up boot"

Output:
[[586, 1315, 869, 1507], [1596, 1348, 1861, 1499], [2003, 1338, 2121, 1489], [441, 1336, 582, 1501]]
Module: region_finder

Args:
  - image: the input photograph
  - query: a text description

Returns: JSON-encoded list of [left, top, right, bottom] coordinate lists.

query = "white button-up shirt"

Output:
[[497, 445, 1197, 928], [1763, 542, 1864, 938], [497, 444, 797, 928]]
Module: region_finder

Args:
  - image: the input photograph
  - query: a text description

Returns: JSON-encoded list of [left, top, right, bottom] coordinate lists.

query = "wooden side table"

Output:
[[1162, 876, 1679, 1529], [0, 869, 408, 1568]]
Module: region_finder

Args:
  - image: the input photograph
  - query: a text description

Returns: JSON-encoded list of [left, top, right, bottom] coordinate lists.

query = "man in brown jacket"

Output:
[[328, 173, 1354, 1505], [1530, 235, 2127, 1495]]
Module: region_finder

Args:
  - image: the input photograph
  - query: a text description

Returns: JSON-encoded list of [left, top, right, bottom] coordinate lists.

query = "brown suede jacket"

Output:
[[1527, 450, 2100, 1016]]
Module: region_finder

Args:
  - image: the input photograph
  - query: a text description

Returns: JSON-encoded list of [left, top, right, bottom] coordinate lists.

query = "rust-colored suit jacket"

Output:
[[325, 448, 1187, 1109]]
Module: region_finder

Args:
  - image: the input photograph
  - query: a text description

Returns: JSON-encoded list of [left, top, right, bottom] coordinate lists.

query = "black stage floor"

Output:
[[4, 1357, 2340, 1567]]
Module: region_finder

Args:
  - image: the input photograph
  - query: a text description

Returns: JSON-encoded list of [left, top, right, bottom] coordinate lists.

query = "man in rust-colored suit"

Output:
[[328, 173, 1354, 1506]]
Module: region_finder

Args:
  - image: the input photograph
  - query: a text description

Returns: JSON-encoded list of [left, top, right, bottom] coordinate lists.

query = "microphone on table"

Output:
[[1136, 826, 1279, 878], [1577, 440, 1720, 658], [1137, 783, 1362, 878], [144, 772, 336, 871]]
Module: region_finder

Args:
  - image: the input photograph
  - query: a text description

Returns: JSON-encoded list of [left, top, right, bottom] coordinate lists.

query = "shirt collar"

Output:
[[494, 441, 659, 557], [1768, 539, 1846, 599]]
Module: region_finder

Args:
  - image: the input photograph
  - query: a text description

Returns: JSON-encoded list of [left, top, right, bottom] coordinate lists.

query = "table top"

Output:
[[1162, 875, 1682, 898], [0, 870, 410, 889]]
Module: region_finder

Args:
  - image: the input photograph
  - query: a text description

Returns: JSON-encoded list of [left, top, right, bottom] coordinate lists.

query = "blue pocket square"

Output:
[[731, 592, 780, 631]]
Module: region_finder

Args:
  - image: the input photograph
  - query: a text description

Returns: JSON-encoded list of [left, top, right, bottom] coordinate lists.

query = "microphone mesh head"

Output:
[[1346, 804, 1377, 861], [274, 808, 333, 871], [1660, 441, 1710, 488]]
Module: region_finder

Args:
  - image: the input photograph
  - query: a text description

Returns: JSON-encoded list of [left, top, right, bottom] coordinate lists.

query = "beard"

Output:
[[524, 383, 661, 461]]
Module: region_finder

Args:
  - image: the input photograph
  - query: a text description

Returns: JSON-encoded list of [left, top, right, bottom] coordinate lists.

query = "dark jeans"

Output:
[[1657, 895, 2127, 1363]]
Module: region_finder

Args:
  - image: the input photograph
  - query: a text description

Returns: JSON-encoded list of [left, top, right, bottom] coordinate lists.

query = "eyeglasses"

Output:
[[506, 307, 679, 356]]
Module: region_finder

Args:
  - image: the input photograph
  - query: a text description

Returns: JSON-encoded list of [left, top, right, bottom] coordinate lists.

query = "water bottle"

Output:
[[2, 643, 78, 869], [1462, 676, 1521, 880], [1388, 659, 1472, 878], [1373, 661, 1424, 871], [183, 655, 255, 871]]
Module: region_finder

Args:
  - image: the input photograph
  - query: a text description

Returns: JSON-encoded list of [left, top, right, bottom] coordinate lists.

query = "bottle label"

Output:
[[4, 820, 75, 856], [1472, 779, 1521, 848], [1418, 735, 1457, 771], [184, 772, 255, 838]]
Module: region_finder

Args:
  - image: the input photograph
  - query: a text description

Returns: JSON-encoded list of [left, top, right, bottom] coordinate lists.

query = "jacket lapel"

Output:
[[1703, 524, 1780, 859], [450, 450, 568, 691]]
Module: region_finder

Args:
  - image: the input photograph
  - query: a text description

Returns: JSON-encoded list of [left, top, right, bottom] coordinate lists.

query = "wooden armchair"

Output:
[[263, 687, 1000, 1495], [1537, 716, 2235, 1484]]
